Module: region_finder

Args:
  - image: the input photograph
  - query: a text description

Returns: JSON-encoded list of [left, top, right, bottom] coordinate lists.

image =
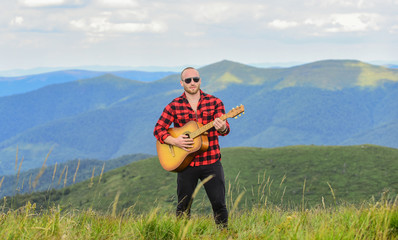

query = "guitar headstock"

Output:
[[225, 105, 245, 119]]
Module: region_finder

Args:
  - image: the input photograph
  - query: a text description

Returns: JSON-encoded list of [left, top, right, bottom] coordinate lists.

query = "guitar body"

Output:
[[156, 105, 244, 172], [156, 121, 209, 172]]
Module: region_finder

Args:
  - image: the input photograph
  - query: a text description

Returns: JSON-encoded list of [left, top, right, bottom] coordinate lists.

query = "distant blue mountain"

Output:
[[0, 70, 175, 97], [0, 59, 397, 175]]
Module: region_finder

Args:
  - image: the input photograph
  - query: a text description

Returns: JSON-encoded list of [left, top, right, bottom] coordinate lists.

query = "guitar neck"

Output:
[[190, 114, 228, 139]]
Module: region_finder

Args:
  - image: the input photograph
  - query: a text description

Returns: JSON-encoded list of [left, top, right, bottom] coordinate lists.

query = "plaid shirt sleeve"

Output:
[[153, 103, 175, 144]]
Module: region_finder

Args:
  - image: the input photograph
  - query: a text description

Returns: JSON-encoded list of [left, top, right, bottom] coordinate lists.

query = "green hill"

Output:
[[5, 145, 397, 214], [0, 153, 152, 198], [273, 60, 398, 89], [200, 59, 398, 91]]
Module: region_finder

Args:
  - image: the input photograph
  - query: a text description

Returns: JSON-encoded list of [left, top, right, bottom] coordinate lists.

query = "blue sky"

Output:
[[1, 0, 397, 72]]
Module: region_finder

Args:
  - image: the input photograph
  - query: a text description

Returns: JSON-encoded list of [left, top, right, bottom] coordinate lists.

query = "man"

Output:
[[153, 67, 230, 228]]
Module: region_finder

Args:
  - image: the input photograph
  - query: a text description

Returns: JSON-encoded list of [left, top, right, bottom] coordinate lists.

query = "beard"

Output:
[[183, 84, 200, 95]]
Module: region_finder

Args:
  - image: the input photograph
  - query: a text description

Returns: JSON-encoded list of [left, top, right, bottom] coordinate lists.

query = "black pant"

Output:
[[176, 161, 228, 227]]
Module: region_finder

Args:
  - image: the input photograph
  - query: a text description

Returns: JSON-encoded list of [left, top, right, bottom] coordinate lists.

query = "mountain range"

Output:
[[0, 59, 397, 176], [0, 70, 176, 97]]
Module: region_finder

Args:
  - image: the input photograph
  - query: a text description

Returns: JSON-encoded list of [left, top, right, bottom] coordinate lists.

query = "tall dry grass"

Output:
[[0, 194, 396, 239]]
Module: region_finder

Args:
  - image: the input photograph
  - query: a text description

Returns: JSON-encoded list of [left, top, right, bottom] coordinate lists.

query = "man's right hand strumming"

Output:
[[164, 135, 194, 151]]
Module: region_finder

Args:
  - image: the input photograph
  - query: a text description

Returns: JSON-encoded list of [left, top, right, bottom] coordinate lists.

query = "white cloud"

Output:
[[193, 3, 235, 24], [252, 4, 269, 20], [268, 19, 299, 29], [115, 10, 148, 21], [304, 18, 326, 27], [70, 17, 166, 34], [96, 0, 138, 8], [192, 2, 259, 24], [304, 13, 380, 33], [10, 16, 24, 26], [309, 0, 379, 9], [329, 13, 379, 32], [390, 25, 398, 33], [1, 0, 397, 71], [18, 0, 83, 7], [19, 0, 64, 7]]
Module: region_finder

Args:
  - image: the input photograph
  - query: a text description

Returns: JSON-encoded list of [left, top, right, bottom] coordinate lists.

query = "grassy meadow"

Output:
[[0, 190, 397, 239], [0, 145, 397, 239]]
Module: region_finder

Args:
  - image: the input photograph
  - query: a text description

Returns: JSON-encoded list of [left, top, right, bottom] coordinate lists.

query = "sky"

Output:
[[1, 0, 398, 73]]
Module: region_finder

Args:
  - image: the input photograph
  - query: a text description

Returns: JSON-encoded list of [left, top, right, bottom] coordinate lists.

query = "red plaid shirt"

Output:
[[154, 90, 230, 166]]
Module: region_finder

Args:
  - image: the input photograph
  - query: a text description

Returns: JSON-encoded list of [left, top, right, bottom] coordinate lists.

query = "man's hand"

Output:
[[165, 135, 194, 152], [213, 118, 227, 133]]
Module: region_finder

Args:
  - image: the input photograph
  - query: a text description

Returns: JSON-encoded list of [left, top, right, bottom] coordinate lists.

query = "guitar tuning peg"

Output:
[[242, 112, 245, 115], [239, 114, 242, 117], [235, 116, 238, 119]]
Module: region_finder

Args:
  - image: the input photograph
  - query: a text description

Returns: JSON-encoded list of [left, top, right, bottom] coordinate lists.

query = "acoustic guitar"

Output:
[[157, 105, 245, 172]]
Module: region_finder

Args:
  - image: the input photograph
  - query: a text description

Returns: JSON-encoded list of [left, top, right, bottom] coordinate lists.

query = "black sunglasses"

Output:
[[183, 77, 200, 84]]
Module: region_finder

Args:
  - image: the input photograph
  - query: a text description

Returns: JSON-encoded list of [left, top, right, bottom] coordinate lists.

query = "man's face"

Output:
[[181, 69, 201, 95]]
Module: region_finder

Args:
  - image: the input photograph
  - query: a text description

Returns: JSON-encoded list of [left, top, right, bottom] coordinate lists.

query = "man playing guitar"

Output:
[[154, 67, 230, 228]]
